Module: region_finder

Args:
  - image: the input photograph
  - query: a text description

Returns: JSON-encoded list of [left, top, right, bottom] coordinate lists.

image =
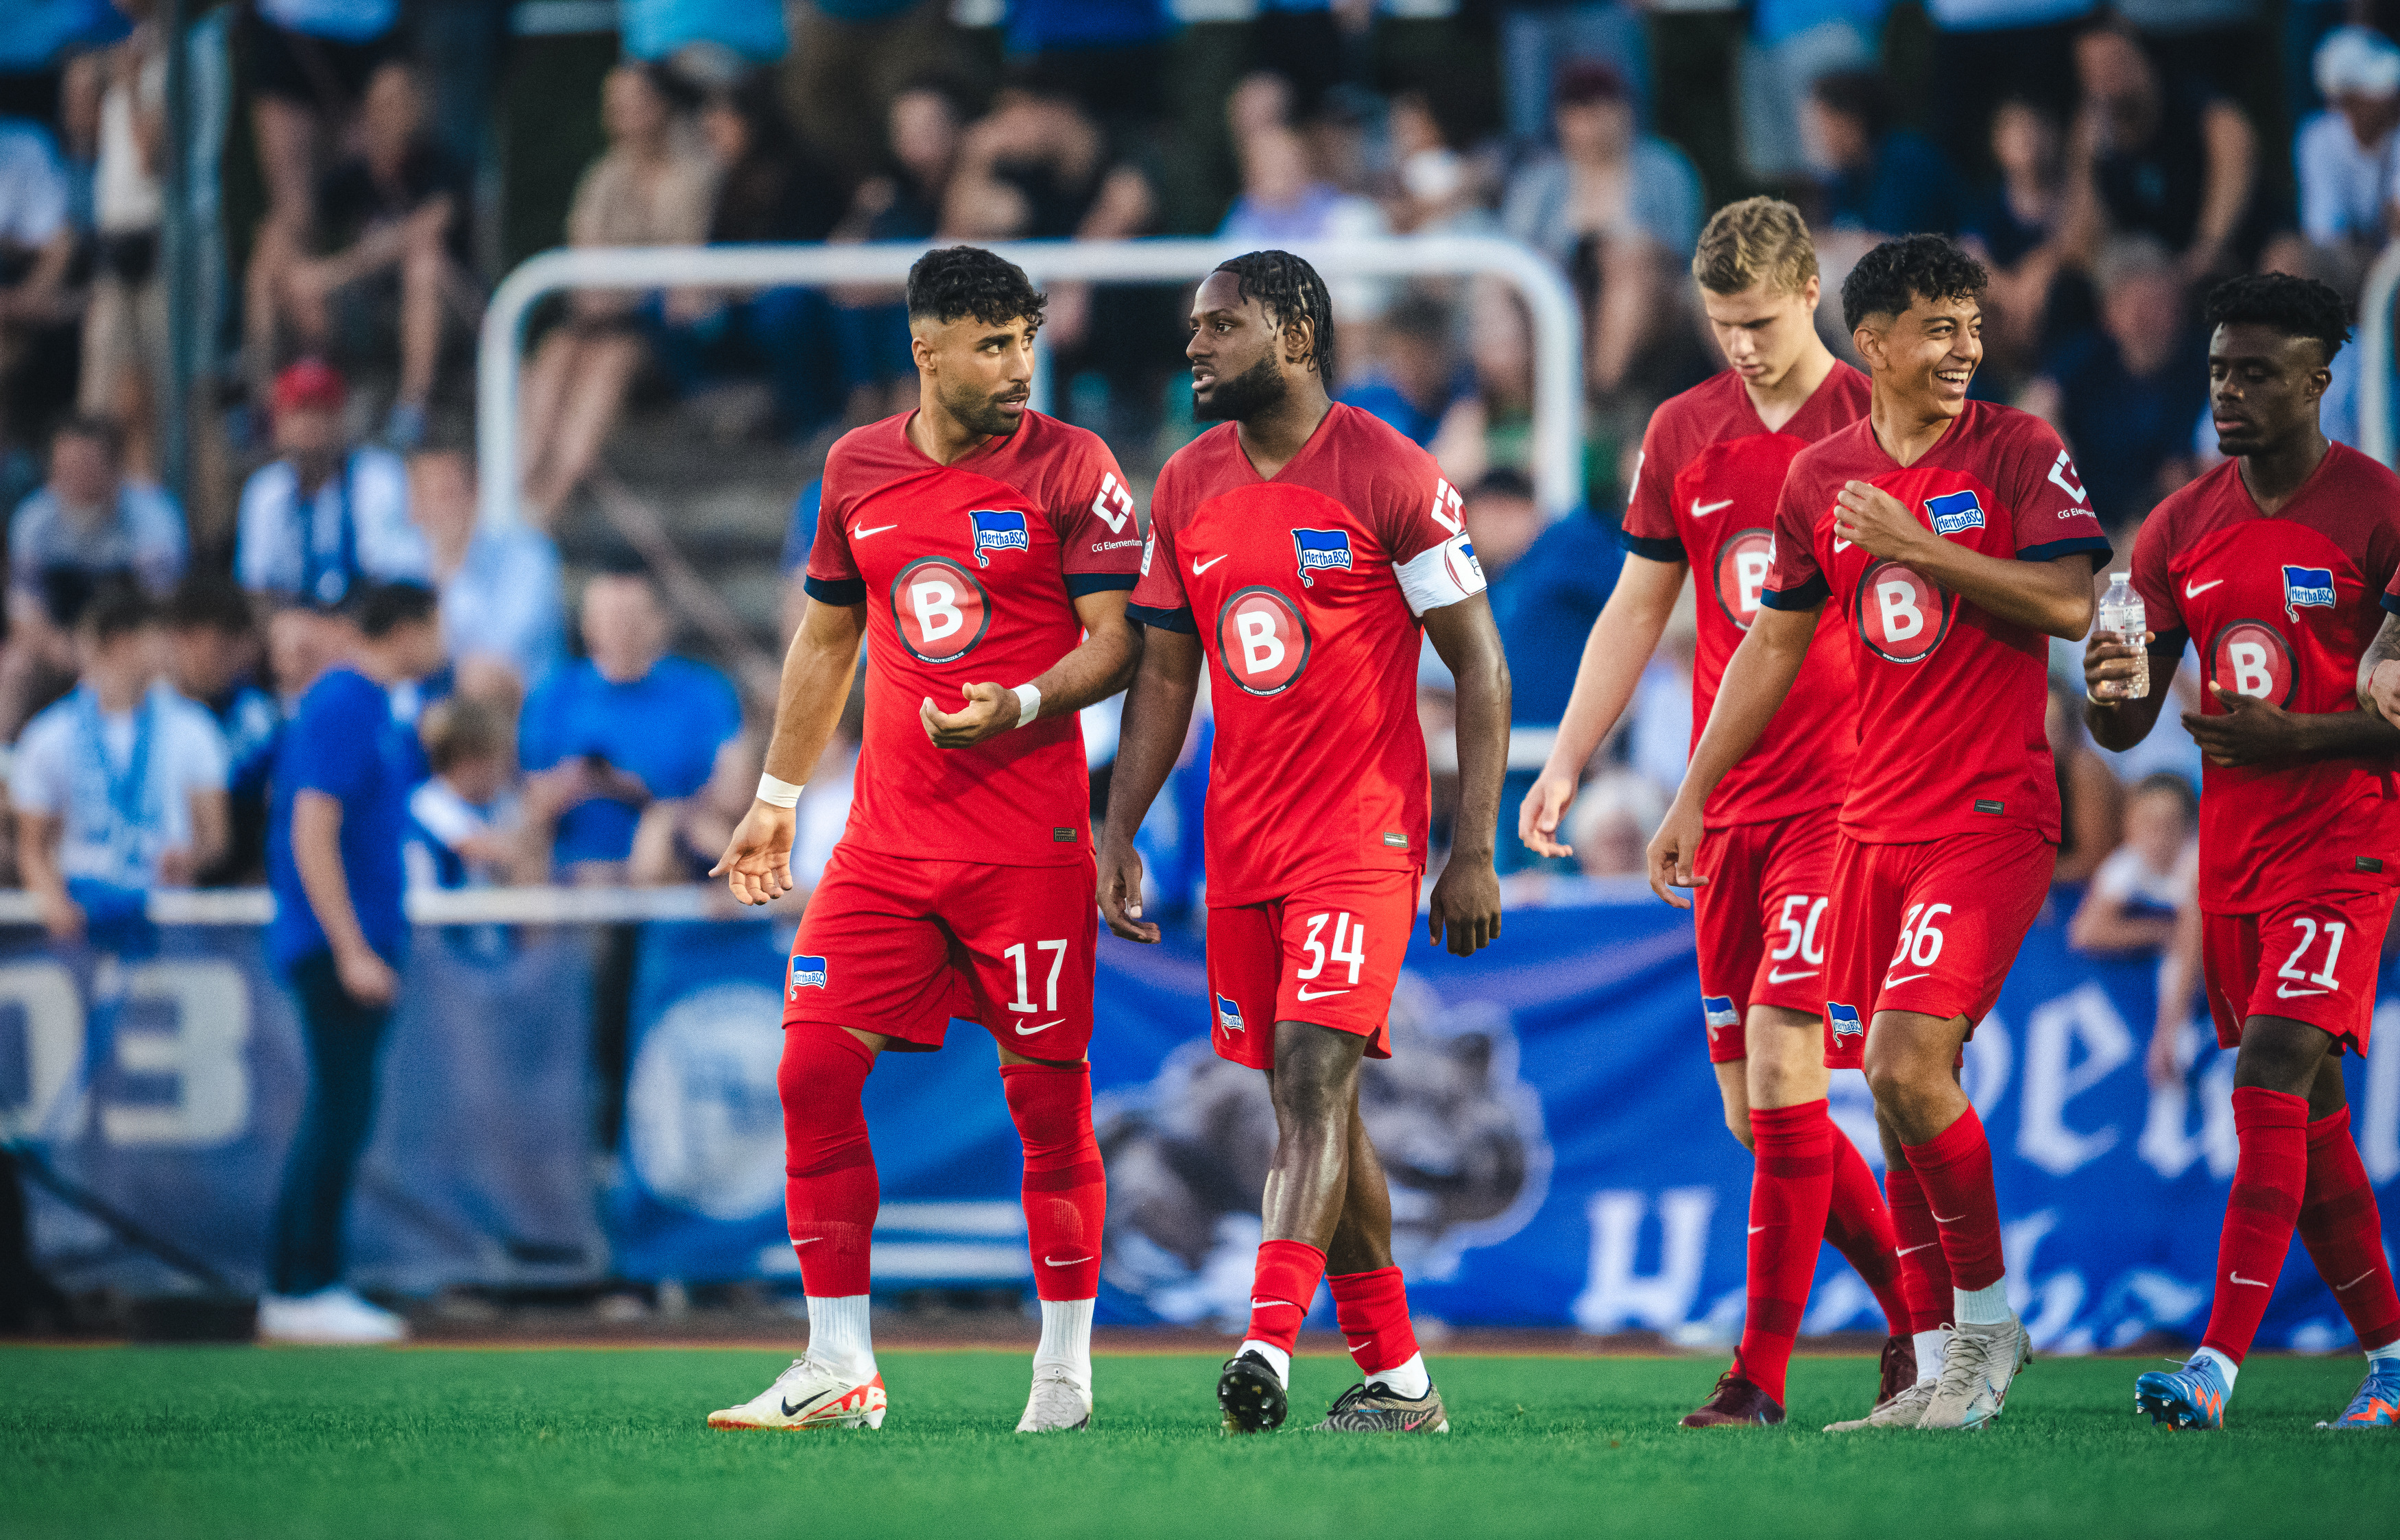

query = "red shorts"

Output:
[[1821, 825, 2055, 1070], [782, 841, 1099, 1058], [1204, 869, 1419, 1070], [2203, 893, 2394, 1055], [1692, 809, 1840, 1064]]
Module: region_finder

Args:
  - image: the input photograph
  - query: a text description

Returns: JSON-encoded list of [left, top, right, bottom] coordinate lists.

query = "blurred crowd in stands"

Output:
[[0, 0, 2388, 994]]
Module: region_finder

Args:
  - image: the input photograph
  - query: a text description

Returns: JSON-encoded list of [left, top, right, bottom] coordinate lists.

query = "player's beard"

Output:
[[1192, 352, 1288, 422], [944, 378, 1029, 438]]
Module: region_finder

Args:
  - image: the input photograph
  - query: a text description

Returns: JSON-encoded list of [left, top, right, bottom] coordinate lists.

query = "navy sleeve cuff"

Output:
[[2149, 627, 2189, 655], [802, 575, 867, 606], [2382, 592, 2400, 618], [1617, 529, 1687, 563], [1065, 572, 1140, 597], [1127, 602, 1197, 634], [2017, 535, 2113, 570], [1759, 575, 1829, 611]]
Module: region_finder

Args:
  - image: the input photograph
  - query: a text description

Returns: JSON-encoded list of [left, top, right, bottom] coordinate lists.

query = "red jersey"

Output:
[[2132, 444, 2400, 912], [1128, 403, 1484, 904], [1764, 398, 2111, 845], [806, 409, 1142, 867], [1622, 363, 1871, 828]]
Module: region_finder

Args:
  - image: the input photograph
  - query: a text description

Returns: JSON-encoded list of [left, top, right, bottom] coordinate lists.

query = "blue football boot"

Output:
[[2135, 1354, 2231, 1430], [2318, 1360, 2400, 1429]]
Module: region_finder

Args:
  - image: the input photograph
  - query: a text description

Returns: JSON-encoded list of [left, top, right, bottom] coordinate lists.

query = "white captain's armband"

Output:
[[1395, 530, 1487, 615]]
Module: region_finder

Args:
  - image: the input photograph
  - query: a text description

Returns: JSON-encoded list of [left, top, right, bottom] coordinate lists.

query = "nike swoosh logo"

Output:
[[1249, 1297, 1302, 1311], [2338, 1270, 2376, 1290], [1345, 1338, 1372, 1351], [1044, 1254, 1092, 1266], [1013, 1018, 1064, 1035], [1192, 554, 1229, 575], [1833, 537, 1853, 553], [1747, 1225, 1766, 1235], [792, 1237, 821, 1247], [1930, 1212, 1962, 1225], [2229, 1271, 2272, 1287], [1884, 972, 1932, 987], [1766, 968, 1819, 983], [1897, 1242, 1937, 1256], [1692, 498, 1734, 517], [853, 523, 898, 539], [780, 1387, 835, 1418], [2276, 983, 2331, 999], [1294, 985, 1351, 1000], [2185, 578, 2224, 598]]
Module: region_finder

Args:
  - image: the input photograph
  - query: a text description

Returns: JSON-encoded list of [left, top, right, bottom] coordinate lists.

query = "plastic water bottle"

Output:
[[2096, 572, 2148, 701]]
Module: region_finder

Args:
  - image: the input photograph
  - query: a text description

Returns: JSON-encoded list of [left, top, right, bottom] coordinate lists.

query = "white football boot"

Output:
[[256, 1287, 409, 1345], [1823, 1377, 1937, 1432], [1919, 1314, 2032, 1430], [1016, 1367, 1094, 1432], [707, 1356, 887, 1430]]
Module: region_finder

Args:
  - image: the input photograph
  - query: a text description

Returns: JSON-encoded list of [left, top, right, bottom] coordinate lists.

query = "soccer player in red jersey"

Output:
[[1522, 198, 1913, 1428], [1649, 235, 2111, 1431], [1096, 251, 1509, 1434], [706, 248, 1146, 1434], [2085, 274, 2400, 1431]]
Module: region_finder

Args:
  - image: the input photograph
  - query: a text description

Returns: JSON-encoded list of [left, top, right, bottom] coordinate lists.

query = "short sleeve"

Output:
[[802, 466, 865, 607], [1373, 459, 1488, 617], [1760, 464, 1828, 611], [1619, 411, 1687, 564], [169, 704, 230, 794], [128, 484, 188, 593], [2003, 420, 2112, 568], [8, 714, 69, 817], [1127, 488, 1194, 633], [235, 466, 294, 594], [355, 450, 431, 582], [2128, 501, 2186, 651], [516, 673, 569, 773], [1052, 436, 1144, 596], [287, 679, 380, 802]]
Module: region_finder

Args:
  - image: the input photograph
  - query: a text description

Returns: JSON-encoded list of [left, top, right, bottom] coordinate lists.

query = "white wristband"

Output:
[[755, 772, 803, 808], [1012, 682, 1042, 726]]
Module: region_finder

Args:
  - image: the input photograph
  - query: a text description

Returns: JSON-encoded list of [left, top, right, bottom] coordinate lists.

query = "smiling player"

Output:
[[1650, 234, 2110, 1432], [2091, 274, 2400, 1431], [706, 246, 1144, 1434], [1522, 197, 1912, 1429], [1097, 250, 1509, 1435]]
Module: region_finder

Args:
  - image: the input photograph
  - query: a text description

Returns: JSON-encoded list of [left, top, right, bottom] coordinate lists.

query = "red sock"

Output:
[[1902, 1105, 2006, 1293], [1245, 1239, 1327, 1357], [1329, 1266, 1419, 1380], [780, 1026, 878, 1296], [1824, 1133, 1910, 1337], [1001, 1061, 1106, 1301], [1884, 1163, 1955, 1333], [2200, 1087, 2309, 1364], [1736, 1101, 1836, 1404], [2297, 1107, 2400, 1352]]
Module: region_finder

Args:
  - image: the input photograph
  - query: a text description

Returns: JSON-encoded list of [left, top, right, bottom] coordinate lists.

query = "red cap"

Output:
[[272, 358, 346, 416]]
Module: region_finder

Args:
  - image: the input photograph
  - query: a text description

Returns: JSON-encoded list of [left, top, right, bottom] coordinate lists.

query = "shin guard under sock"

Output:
[[1000, 1061, 1106, 1301], [1902, 1105, 2006, 1296], [1329, 1266, 1420, 1383], [2200, 1087, 2309, 1364], [780, 1026, 878, 1297], [2297, 1106, 2400, 1353], [1243, 1238, 1328, 1364], [1737, 1101, 1836, 1404], [1824, 1131, 1910, 1337], [1884, 1163, 1955, 1334]]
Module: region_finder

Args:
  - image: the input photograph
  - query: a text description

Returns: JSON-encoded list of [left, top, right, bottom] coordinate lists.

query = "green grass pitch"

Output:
[[2, 1347, 2393, 1539]]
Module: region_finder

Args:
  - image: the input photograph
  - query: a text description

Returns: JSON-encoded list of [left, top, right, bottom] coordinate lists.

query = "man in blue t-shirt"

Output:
[[260, 579, 442, 1346], [519, 564, 741, 879]]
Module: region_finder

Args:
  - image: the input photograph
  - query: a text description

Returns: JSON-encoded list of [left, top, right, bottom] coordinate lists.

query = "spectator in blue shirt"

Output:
[[1339, 294, 1466, 448], [260, 579, 442, 1347], [163, 574, 283, 885], [409, 446, 564, 697], [519, 564, 741, 879], [1805, 69, 1959, 237]]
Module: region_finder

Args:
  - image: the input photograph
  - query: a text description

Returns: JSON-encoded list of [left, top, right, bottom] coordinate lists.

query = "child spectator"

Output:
[[2068, 771, 2197, 957], [405, 695, 534, 890], [163, 573, 280, 884], [235, 358, 428, 608], [10, 582, 228, 943]]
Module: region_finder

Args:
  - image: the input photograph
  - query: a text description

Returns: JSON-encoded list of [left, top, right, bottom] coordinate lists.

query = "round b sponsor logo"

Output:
[[1714, 528, 1775, 631], [1853, 560, 1952, 664], [890, 556, 991, 664], [1216, 585, 1312, 696], [2209, 620, 2295, 706]]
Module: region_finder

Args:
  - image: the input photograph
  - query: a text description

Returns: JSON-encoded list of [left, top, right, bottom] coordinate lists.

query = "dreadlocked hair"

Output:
[[2204, 272, 2351, 361], [907, 245, 1047, 328], [1215, 250, 1336, 378]]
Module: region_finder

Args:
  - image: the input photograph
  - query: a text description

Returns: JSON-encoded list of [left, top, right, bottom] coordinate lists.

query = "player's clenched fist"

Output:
[[1832, 479, 1925, 560], [1645, 796, 1709, 909], [2083, 627, 2154, 702], [711, 801, 796, 906], [1094, 837, 1157, 943], [1426, 857, 1502, 957], [921, 683, 1024, 747], [1517, 769, 1577, 860]]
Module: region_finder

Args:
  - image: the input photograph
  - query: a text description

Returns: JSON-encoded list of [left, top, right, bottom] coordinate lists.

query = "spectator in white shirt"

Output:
[[10, 583, 229, 943], [235, 358, 428, 609], [2067, 771, 2197, 957], [2293, 25, 2400, 252]]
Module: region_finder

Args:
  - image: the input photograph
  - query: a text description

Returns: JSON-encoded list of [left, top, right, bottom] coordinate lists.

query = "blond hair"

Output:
[[1691, 197, 1819, 298]]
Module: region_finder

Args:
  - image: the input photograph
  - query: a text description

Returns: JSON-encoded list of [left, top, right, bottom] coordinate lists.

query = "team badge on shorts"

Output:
[[1827, 1001, 1864, 1042], [1701, 995, 1740, 1039], [1216, 994, 1247, 1033], [1925, 490, 1986, 536], [790, 954, 828, 996], [2282, 564, 2336, 618], [969, 509, 1030, 566], [1292, 528, 1353, 587]]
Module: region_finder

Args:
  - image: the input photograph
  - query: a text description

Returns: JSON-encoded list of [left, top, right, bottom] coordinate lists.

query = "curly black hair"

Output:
[[1840, 234, 1989, 331], [1215, 250, 1336, 378], [2203, 272, 2351, 361], [906, 245, 1047, 328]]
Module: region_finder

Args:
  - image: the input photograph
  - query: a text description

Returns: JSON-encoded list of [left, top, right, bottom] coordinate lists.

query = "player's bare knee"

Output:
[[2232, 1015, 2335, 1098]]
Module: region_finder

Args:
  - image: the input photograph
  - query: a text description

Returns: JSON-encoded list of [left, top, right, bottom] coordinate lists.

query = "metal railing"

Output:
[[476, 236, 1587, 525], [0, 885, 736, 928]]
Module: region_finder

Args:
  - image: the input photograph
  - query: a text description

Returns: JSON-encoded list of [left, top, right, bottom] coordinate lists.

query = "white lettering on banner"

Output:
[[0, 961, 84, 1141], [100, 960, 250, 1148], [1236, 610, 1284, 675], [1877, 580, 1925, 642], [2364, 1003, 2400, 1184], [2015, 983, 2132, 1176], [912, 581, 964, 645], [1571, 1186, 1714, 1332], [2139, 1024, 2239, 1181], [2001, 1209, 2091, 1353]]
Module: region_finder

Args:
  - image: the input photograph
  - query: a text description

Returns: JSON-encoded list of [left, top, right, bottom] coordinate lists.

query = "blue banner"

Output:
[[611, 895, 2400, 1354]]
